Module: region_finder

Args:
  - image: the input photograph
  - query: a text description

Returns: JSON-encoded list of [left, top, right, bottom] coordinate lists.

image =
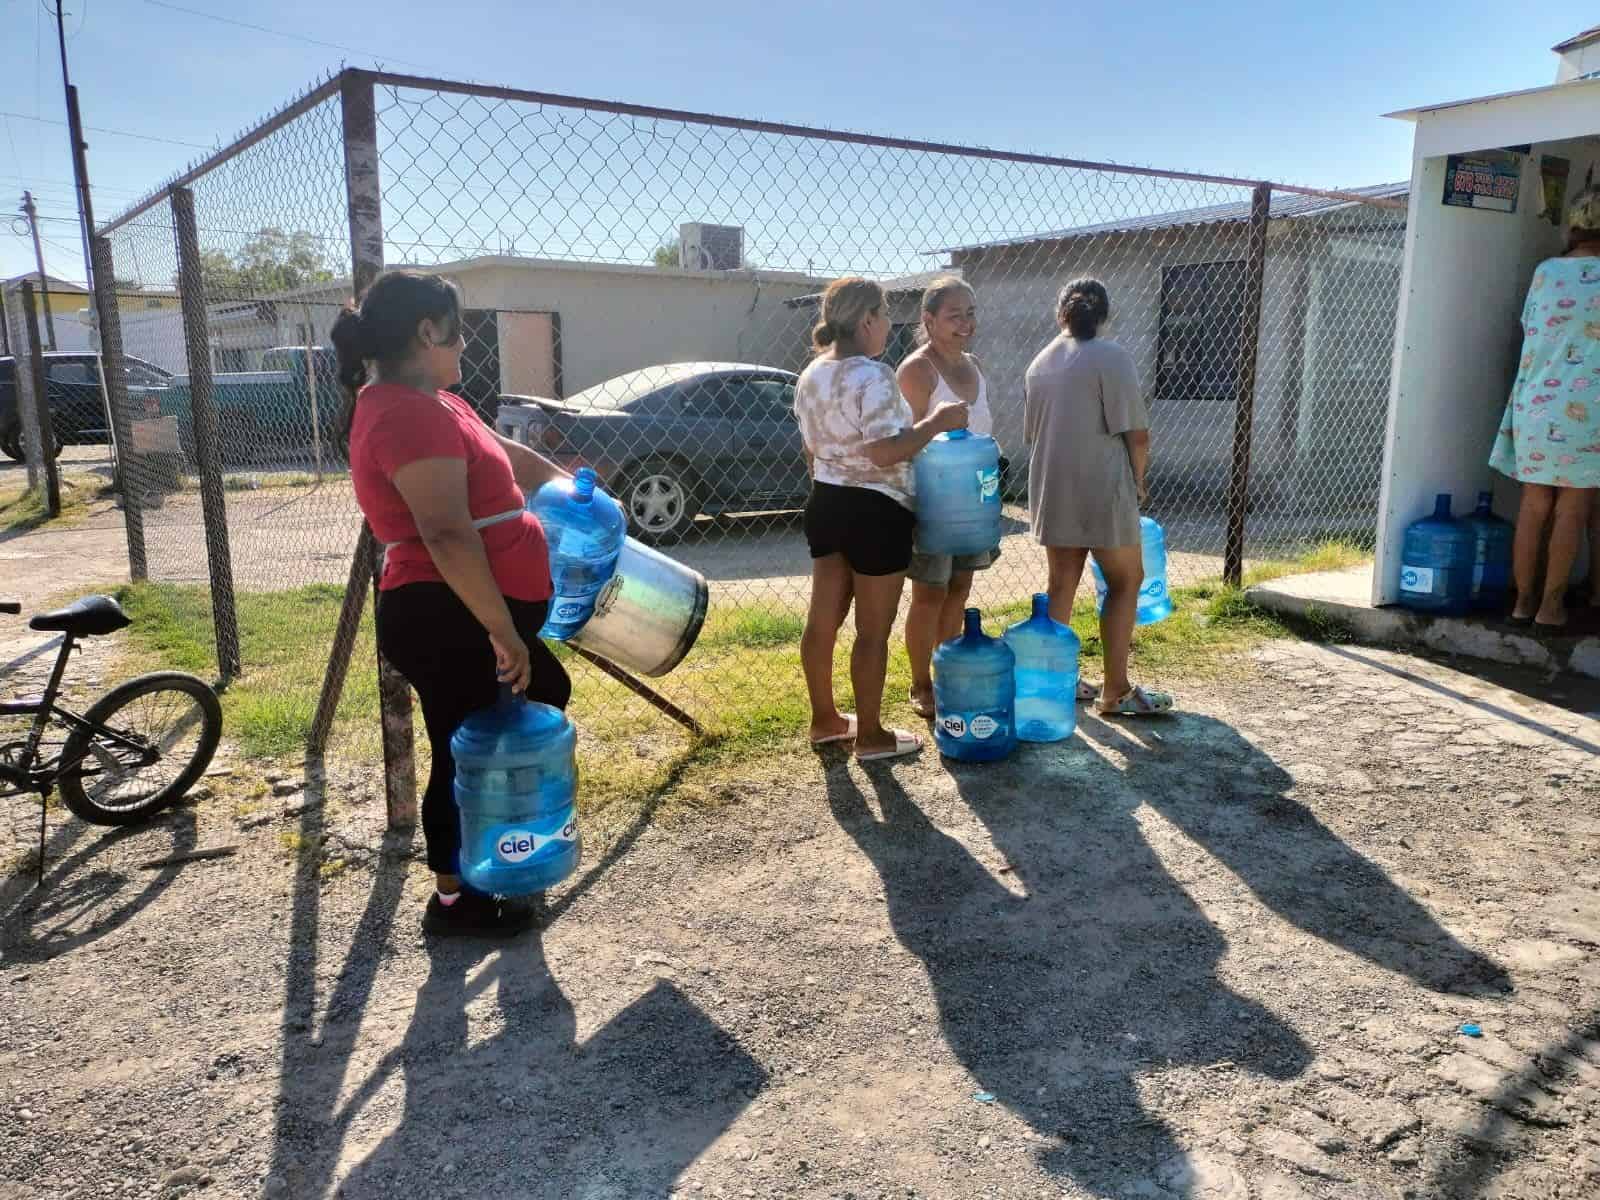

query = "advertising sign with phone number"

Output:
[[1443, 153, 1521, 213]]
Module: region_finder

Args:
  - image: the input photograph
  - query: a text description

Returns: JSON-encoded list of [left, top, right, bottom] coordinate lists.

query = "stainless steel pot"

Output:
[[568, 537, 709, 677]]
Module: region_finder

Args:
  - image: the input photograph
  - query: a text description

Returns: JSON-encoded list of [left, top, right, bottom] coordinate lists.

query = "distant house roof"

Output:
[[4, 271, 88, 294], [1554, 24, 1600, 52], [785, 267, 963, 308], [939, 183, 1410, 256]]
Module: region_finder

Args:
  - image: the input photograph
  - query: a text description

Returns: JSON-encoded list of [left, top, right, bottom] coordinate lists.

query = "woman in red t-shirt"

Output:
[[332, 271, 571, 937]]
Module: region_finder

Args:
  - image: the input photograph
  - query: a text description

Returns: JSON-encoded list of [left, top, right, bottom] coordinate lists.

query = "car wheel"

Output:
[[620, 457, 699, 545], [1, 424, 60, 462]]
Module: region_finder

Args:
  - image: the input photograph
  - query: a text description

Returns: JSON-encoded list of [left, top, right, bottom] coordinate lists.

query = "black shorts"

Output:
[[804, 481, 915, 577]]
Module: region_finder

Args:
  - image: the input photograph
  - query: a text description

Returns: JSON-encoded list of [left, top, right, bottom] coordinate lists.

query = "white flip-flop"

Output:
[[855, 729, 923, 763], [810, 714, 857, 747]]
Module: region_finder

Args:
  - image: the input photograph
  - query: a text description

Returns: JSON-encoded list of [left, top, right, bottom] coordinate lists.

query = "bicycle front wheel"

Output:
[[58, 672, 223, 826]]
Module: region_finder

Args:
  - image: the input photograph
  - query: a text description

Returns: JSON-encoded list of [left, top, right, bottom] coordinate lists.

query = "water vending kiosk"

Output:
[[1374, 27, 1600, 605]]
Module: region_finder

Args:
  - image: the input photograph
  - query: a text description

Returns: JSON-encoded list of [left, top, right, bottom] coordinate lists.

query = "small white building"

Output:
[[1374, 25, 1600, 603]]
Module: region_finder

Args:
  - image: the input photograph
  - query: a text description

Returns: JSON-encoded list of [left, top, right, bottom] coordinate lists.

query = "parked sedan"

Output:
[[498, 362, 808, 544], [0, 352, 172, 462]]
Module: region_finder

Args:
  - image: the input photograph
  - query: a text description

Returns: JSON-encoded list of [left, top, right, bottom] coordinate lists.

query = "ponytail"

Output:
[[331, 270, 463, 445]]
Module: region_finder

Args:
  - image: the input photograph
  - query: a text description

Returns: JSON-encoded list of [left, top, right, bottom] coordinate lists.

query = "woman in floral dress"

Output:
[[1489, 187, 1600, 629]]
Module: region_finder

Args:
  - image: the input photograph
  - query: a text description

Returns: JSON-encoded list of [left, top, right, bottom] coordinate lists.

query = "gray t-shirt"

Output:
[[1024, 335, 1148, 548]]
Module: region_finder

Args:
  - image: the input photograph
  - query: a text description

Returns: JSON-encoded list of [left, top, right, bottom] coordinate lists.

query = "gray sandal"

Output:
[[1100, 686, 1174, 717]]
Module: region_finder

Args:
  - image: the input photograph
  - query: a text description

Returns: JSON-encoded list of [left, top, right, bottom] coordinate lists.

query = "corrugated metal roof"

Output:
[[939, 182, 1409, 255]]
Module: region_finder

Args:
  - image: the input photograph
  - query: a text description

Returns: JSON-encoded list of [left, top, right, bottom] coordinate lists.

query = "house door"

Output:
[[497, 311, 560, 399], [458, 308, 501, 424]]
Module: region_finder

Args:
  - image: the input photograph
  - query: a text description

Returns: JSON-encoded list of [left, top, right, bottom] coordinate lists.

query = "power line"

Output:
[[0, 109, 213, 150], [141, 0, 434, 71]]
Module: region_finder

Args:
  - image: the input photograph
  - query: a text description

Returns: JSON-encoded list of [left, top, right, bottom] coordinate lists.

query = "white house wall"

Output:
[[443, 263, 820, 397]]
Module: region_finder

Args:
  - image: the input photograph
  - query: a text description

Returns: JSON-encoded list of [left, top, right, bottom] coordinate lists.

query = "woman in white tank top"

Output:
[[897, 277, 1005, 718]]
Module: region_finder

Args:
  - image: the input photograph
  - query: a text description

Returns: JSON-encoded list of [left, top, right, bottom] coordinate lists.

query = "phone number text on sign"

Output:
[[1443, 154, 1520, 214]]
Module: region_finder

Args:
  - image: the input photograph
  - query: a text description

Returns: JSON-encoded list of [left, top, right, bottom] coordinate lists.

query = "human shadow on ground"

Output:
[[330, 920, 766, 1199], [1079, 711, 1512, 997], [827, 710, 1507, 1196]]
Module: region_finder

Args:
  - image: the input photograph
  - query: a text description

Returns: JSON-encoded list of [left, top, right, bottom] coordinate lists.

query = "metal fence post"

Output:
[[1223, 183, 1271, 588], [342, 68, 417, 829], [5, 282, 60, 514], [171, 186, 242, 680], [90, 235, 148, 581]]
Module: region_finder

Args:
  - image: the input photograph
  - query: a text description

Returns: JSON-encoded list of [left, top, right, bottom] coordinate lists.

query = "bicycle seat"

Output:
[[29, 595, 133, 637]]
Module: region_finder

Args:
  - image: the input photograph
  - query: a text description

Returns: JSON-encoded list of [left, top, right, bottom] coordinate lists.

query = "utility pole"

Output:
[[19, 191, 58, 351], [53, 2, 98, 297]]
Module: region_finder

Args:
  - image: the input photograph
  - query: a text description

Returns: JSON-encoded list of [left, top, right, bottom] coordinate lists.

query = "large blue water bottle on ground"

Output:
[[1398, 494, 1474, 615], [913, 430, 1003, 556], [1462, 491, 1513, 613], [529, 467, 626, 640], [932, 608, 1017, 762], [1090, 517, 1174, 626], [453, 685, 581, 896], [1003, 594, 1080, 743]]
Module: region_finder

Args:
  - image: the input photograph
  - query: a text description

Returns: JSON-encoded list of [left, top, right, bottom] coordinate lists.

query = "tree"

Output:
[[188, 227, 336, 297], [652, 239, 680, 268]]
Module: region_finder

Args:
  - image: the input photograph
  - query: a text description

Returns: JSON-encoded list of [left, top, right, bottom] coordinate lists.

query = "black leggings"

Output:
[[375, 582, 572, 876]]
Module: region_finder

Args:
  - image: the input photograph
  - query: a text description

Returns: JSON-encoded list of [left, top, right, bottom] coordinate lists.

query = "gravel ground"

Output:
[[2, 637, 1598, 1200]]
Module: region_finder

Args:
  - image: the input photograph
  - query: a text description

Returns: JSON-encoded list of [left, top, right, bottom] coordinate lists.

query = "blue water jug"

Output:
[[913, 430, 1003, 557], [452, 685, 581, 896], [528, 466, 626, 641], [1398, 493, 1474, 615], [1090, 517, 1174, 626], [1003, 593, 1080, 743], [1462, 491, 1512, 613], [932, 608, 1017, 762]]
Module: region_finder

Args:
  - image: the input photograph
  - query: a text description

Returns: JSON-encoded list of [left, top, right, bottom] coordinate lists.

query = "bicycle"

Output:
[[1, 594, 223, 881]]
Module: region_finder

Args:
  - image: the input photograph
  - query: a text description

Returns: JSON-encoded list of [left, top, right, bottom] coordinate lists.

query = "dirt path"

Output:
[[2, 640, 1598, 1200]]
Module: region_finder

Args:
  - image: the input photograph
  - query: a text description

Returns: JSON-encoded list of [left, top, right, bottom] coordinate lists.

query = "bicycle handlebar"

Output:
[[0, 601, 19, 615]]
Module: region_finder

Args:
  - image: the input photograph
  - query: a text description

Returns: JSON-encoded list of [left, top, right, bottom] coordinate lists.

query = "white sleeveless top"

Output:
[[930, 361, 993, 437]]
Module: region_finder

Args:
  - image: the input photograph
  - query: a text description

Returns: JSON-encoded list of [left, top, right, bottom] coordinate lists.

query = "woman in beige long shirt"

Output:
[[1025, 278, 1173, 716]]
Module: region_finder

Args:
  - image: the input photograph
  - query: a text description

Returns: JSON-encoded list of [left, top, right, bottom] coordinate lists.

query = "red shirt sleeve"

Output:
[[365, 393, 469, 478]]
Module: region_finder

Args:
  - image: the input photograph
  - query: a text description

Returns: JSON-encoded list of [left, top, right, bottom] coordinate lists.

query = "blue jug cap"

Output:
[[1031, 593, 1050, 618], [944, 429, 969, 441], [1433, 493, 1452, 517], [962, 607, 984, 637], [573, 467, 597, 502]]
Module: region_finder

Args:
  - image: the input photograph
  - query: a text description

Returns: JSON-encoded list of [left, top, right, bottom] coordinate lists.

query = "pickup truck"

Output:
[[159, 346, 502, 466], [1, 351, 173, 462], [160, 346, 343, 465]]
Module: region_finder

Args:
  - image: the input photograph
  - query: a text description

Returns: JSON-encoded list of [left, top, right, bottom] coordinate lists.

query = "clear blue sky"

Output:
[[2, 0, 1595, 284]]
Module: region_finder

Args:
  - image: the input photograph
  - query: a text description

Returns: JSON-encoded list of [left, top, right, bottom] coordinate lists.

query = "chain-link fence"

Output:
[[86, 69, 1407, 812]]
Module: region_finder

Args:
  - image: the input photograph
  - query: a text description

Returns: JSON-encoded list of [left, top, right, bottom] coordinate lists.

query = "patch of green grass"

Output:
[[110, 534, 1363, 849], [697, 605, 806, 650], [0, 473, 110, 533], [222, 471, 348, 492], [1243, 538, 1373, 587]]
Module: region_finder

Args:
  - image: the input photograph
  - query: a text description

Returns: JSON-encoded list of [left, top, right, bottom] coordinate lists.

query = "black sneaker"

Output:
[[422, 890, 539, 937]]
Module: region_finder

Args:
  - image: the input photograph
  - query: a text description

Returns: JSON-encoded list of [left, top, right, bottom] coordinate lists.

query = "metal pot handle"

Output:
[[593, 573, 623, 618]]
